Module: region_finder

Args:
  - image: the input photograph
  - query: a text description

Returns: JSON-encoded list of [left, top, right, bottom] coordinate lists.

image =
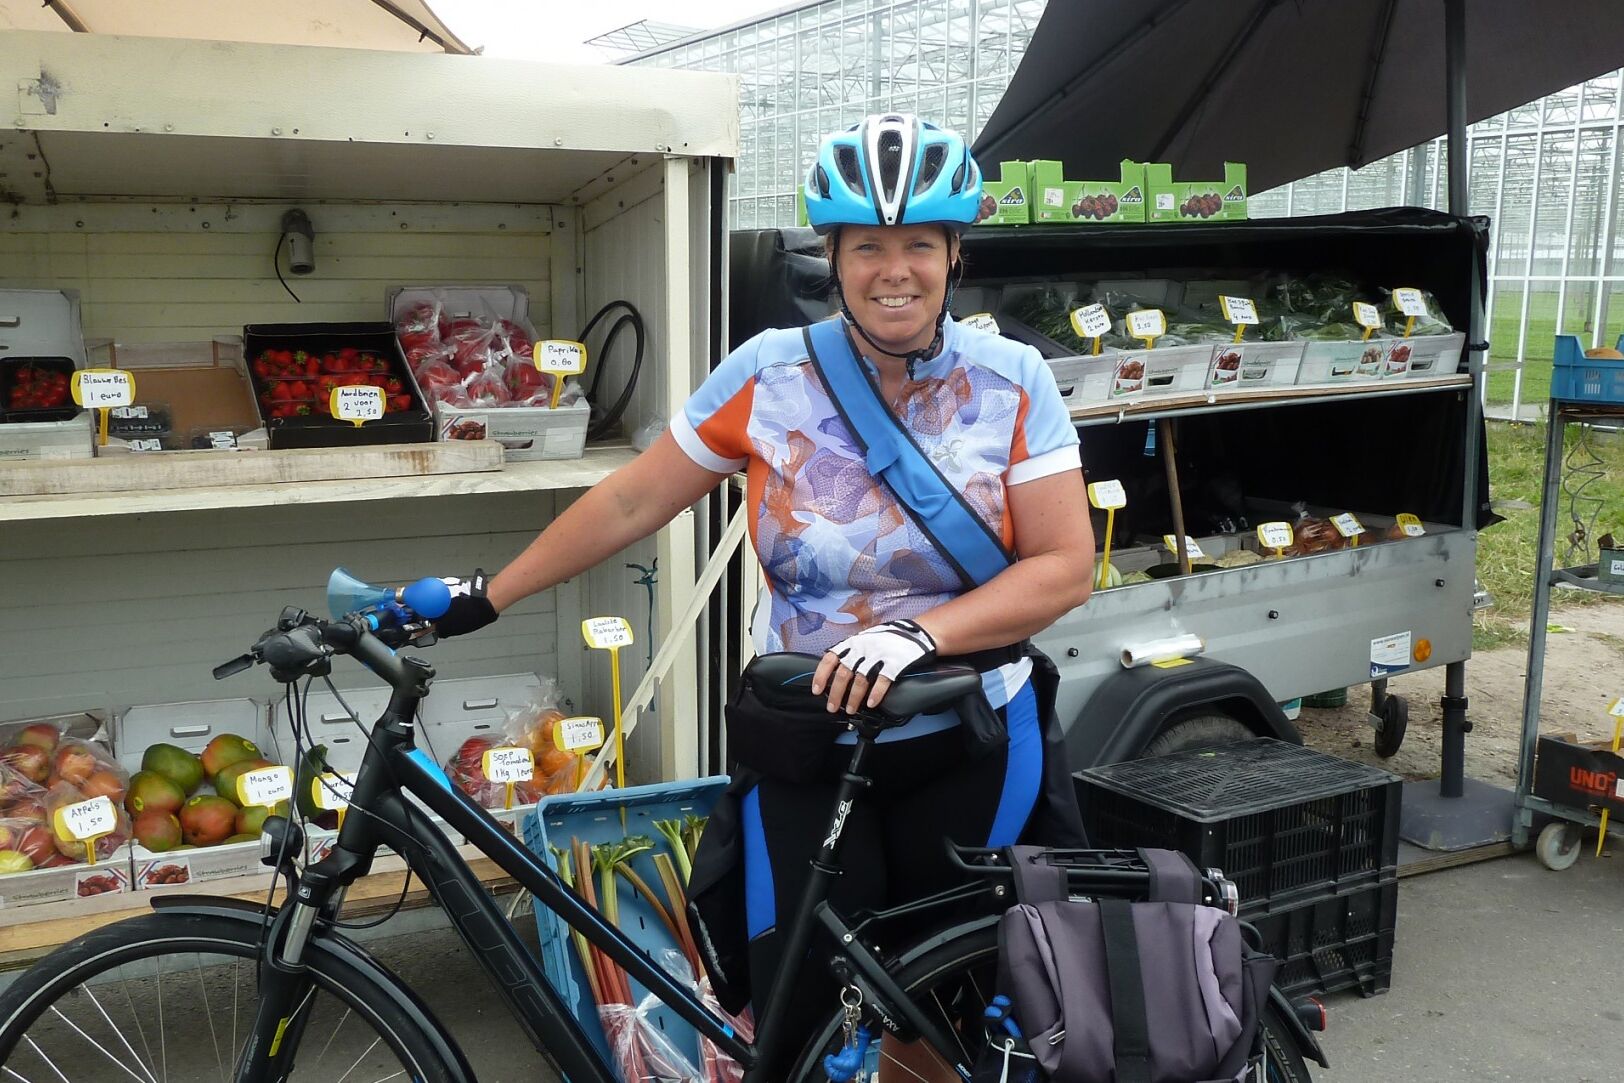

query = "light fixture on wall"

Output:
[[275, 208, 316, 301]]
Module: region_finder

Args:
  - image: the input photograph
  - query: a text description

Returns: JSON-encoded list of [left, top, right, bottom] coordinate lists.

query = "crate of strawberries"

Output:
[[390, 286, 589, 461], [243, 322, 432, 449], [2, 359, 78, 423]]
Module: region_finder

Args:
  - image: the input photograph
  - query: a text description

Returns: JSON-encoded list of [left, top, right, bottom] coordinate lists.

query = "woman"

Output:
[[438, 114, 1094, 1077]]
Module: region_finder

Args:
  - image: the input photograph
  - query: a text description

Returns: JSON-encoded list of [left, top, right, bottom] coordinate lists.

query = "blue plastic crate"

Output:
[[523, 777, 730, 1077], [1552, 333, 1624, 406]]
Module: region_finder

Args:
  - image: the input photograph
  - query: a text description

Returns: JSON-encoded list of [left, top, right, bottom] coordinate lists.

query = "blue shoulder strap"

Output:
[[802, 319, 1012, 588]]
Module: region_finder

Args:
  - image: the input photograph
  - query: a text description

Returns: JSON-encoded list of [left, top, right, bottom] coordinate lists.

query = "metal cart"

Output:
[[1513, 337, 1624, 869]]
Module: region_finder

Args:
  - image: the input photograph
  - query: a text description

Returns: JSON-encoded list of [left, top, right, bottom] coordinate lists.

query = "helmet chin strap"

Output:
[[831, 245, 955, 381]]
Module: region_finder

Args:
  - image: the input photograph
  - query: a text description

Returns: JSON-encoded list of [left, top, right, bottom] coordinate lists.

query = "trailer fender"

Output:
[[1064, 656, 1301, 770]]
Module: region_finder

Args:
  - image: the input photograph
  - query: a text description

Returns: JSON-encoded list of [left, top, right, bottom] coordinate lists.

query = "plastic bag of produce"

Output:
[[395, 299, 442, 349], [599, 997, 703, 1083], [461, 365, 516, 407], [446, 325, 503, 378], [1289, 502, 1347, 556], [0, 719, 72, 788], [404, 340, 456, 375], [501, 679, 597, 797], [0, 814, 64, 872], [413, 357, 465, 404], [1379, 287, 1453, 336], [47, 738, 129, 805], [655, 949, 754, 1083], [493, 318, 534, 365], [43, 781, 131, 864], [501, 354, 555, 406], [0, 762, 46, 820]]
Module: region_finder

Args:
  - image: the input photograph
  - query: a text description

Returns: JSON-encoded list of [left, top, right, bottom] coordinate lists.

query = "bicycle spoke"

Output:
[[928, 987, 972, 1065], [44, 1006, 150, 1083], [116, 964, 159, 1082], [230, 958, 240, 1074], [81, 984, 159, 1083], [2, 1066, 35, 1082], [314, 1006, 355, 1067], [334, 1036, 385, 1083], [193, 954, 225, 1083], [156, 954, 167, 1083]]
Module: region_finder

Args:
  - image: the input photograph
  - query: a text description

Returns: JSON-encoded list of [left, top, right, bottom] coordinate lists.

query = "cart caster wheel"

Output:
[[1536, 821, 1583, 871], [1372, 694, 1408, 758]]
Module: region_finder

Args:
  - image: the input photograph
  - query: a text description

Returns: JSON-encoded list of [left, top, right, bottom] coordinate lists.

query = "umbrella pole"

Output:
[[1159, 419, 1192, 576], [1445, 0, 1468, 215]]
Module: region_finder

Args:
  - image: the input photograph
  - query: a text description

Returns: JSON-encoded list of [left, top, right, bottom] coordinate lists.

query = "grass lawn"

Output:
[[1483, 288, 1624, 408], [1474, 418, 1624, 649]]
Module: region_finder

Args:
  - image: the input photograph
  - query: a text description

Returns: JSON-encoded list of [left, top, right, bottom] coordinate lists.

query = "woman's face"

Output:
[[834, 225, 959, 356]]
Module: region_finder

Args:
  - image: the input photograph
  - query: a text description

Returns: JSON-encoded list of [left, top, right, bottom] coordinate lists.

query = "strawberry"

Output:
[[252, 358, 272, 379], [316, 375, 339, 397], [384, 377, 404, 395], [389, 394, 412, 413], [272, 383, 294, 401], [287, 380, 310, 399]]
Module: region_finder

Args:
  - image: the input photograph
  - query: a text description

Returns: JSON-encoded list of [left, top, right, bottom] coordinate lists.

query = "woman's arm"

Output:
[[487, 430, 733, 612], [814, 467, 1094, 711]]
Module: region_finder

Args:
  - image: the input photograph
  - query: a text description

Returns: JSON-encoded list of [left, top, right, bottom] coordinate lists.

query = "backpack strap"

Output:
[[802, 318, 1013, 589], [1098, 898, 1153, 1083], [1006, 846, 1068, 906], [1139, 847, 1202, 904]]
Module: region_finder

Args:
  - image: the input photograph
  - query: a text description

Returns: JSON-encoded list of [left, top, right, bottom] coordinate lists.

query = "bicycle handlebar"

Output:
[[214, 602, 438, 692]]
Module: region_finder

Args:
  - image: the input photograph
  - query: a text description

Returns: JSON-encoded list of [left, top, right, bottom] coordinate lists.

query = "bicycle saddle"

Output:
[[744, 652, 983, 721]]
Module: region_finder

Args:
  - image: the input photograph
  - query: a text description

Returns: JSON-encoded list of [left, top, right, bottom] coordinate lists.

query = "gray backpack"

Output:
[[991, 847, 1275, 1083]]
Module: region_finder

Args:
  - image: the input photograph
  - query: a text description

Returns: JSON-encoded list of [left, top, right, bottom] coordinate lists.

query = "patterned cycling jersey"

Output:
[[671, 315, 1081, 711]]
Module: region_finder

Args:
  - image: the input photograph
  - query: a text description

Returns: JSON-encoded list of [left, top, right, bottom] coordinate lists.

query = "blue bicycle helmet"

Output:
[[805, 114, 983, 235]]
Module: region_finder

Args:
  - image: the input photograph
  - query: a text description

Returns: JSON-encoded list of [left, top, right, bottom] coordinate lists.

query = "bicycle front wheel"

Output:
[[0, 909, 460, 1083], [786, 923, 1313, 1082]]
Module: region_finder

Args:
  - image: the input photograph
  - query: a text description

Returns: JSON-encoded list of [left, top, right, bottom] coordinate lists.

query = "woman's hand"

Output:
[[812, 619, 938, 713]]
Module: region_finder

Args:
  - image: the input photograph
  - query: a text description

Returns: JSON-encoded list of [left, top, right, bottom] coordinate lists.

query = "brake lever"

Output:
[[212, 653, 255, 680]]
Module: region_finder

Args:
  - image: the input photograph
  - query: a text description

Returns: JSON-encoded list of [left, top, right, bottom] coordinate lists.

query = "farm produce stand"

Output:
[[1513, 338, 1624, 869], [0, 28, 734, 940], [730, 207, 1504, 861]]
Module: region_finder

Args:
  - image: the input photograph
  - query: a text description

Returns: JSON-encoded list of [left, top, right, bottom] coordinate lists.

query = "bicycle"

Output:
[[0, 574, 1328, 1082]]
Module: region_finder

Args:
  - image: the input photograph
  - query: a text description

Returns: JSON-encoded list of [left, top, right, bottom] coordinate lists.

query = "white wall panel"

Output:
[[0, 491, 564, 726], [0, 202, 553, 344]]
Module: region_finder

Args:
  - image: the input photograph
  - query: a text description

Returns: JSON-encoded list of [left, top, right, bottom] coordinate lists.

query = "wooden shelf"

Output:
[[1069, 374, 1473, 426], [0, 847, 516, 972], [0, 444, 637, 522]]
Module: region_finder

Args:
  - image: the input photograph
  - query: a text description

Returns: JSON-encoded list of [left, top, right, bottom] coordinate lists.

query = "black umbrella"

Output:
[[977, 0, 1624, 205]]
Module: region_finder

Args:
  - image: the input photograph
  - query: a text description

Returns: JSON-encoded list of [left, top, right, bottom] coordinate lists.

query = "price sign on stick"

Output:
[[582, 617, 635, 820], [1163, 534, 1206, 561], [53, 796, 117, 866], [482, 746, 535, 810], [331, 385, 384, 427], [1257, 521, 1294, 557], [237, 766, 294, 808], [1070, 304, 1112, 355], [535, 340, 588, 409], [554, 716, 606, 790], [1353, 302, 1383, 340], [1219, 296, 1259, 342], [1331, 512, 1366, 547], [311, 771, 354, 829], [1087, 480, 1127, 590], [1395, 513, 1426, 537], [71, 369, 136, 447], [1126, 308, 1166, 348], [1393, 288, 1428, 336], [1596, 698, 1624, 854], [961, 312, 1001, 335]]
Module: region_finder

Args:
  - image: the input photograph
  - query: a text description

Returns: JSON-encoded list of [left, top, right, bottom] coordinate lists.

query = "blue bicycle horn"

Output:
[[327, 568, 452, 621]]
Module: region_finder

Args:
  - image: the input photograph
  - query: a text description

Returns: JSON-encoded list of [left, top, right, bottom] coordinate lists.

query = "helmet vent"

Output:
[[876, 129, 905, 198], [834, 146, 865, 195], [914, 144, 947, 195]]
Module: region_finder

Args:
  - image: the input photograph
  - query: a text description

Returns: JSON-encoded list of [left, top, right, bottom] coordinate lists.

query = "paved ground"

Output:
[[368, 850, 1622, 1082]]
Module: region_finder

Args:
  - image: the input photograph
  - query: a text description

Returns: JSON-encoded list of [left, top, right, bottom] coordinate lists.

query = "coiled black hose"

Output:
[[578, 300, 645, 442]]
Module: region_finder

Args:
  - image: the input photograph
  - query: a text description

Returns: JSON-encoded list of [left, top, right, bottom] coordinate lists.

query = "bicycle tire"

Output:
[[785, 923, 1314, 1082], [0, 909, 462, 1082]]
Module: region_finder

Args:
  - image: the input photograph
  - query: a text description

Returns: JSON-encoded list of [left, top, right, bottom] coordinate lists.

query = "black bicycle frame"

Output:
[[247, 685, 979, 1083]]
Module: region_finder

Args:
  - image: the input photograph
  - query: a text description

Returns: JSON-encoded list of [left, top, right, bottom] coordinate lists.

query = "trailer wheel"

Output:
[[1372, 695, 1408, 758], [1535, 821, 1583, 871], [1143, 712, 1255, 757]]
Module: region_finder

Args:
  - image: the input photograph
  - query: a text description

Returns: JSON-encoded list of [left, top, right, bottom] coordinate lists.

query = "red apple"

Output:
[[2, 746, 50, 785], [10, 723, 61, 754], [52, 744, 99, 787], [16, 825, 56, 865]]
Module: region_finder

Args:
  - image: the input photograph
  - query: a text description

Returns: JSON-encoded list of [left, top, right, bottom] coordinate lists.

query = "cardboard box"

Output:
[[979, 161, 1033, 226], [1389, 332, 1465, 379], [1297, 339, 1390, 385], [1038, 161, 1149, 224], [1146, 162, 1248, 222], [1533, 736, 1624, 817], [1046, 353, 1123, 409], [435, 397, 588, 461], [1110, 344, 1217, 398], [0, 848, 134, 909], [1206, 341, 1305, 391], [100, 341, 268, 453]]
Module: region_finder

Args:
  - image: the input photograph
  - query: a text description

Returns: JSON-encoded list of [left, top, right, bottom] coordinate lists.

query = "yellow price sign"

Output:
[[960, 312, 1001, 335], [52, 796, 117, 866], [1395, 513, 1426, 538], [535, 340, 588, 409], [236, 765, 294, 808], [582, 616, 634, 650], [331, 385, 384, 427], [1126, 308, 1167, 347], [71, 369, 137, 447], [1256, 521, 1294, 556], [1070, 304, 1112, 355], [554, 716, 606, 753], [1087, 479, 1127, 510]]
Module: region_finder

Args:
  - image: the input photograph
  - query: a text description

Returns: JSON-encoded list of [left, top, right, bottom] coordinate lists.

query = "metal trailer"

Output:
[[1513, 391, 1624, 870], [727, 209, 1500, 851]]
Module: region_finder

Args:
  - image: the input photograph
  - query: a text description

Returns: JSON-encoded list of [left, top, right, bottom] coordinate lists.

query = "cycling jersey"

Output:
[[672, 315, 1081, 724]]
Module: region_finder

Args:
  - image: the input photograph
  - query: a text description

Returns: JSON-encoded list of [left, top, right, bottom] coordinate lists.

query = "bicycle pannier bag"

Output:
[[994, 847, 1275, 1083]]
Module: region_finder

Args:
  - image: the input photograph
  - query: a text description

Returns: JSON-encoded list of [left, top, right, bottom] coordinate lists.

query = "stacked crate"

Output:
[[1079, 738, 1400, 997]]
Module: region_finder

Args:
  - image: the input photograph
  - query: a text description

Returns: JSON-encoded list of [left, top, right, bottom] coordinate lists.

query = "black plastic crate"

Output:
[[1, 357, 80, 423], [1250, 877, 1396, 998], [1079, 738, 1400, 911], [242, 322, 431, 449]]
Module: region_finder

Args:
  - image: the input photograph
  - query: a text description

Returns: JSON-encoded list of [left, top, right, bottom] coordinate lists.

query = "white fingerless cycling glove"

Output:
[[828, 619, 938, 684]]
